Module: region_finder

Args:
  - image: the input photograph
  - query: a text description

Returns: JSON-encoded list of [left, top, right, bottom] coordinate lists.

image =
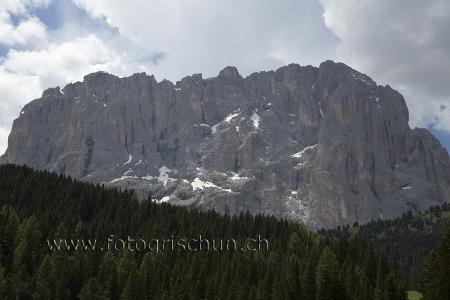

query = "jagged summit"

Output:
[[1, 61, 449, 229]]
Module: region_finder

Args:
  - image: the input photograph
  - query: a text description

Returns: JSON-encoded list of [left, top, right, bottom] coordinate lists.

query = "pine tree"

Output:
[[50, 222, 73, 299], [383, 273, 398, 300], [98, 252, 119, 300], [315, 247, 341, 300], [285, 255, 302, 299], [139, 254, 157, 299], [79, 277, 108, 300], [120, 270, 145, 300], [12, 215, 41, 299], [33, 255, 54, 299], [301, 256, 316, 300], [117, 252, 138, 292], [353, 266, 369, 300], [421, 224, 450, 299], [0, 205, 19, 271], [0, 265, 7, 299]]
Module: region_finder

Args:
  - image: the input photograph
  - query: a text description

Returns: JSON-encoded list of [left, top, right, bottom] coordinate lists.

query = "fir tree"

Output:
[[315, 247, 342, 300]]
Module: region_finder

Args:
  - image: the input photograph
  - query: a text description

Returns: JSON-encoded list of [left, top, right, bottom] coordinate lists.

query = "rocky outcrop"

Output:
[[2, 61, 449, 229]]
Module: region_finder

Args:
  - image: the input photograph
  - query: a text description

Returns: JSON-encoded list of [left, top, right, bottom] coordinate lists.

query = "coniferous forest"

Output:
[[324, 204, 450, 291], [0, 164, 448, 299]]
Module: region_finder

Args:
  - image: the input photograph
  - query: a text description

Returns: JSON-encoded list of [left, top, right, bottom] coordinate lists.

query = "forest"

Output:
[[324, 203, 450, 291], [0, 164, 448, 299]]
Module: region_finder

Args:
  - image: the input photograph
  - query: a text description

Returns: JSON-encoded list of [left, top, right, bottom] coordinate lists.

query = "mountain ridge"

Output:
[[2, 60, 449, 229]]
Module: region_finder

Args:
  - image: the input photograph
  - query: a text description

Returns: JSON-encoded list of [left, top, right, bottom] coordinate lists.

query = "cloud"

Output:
[[319, 0, 450, 132], [0, 126, 10, 155], [0, 0, 50, 48], [0, 66, 41, 154], [0, 15, 47, 47], [3, 34, 146, 87], [0, 0, 50, 16], [70, 0, 337, 81]]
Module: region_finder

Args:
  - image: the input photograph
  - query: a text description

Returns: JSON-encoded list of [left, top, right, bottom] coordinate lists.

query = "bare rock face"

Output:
[[2, 61, 449, 229]]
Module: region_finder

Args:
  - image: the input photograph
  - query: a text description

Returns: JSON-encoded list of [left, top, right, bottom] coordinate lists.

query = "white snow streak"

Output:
[[123, 153, 133, 166], [251, 110, 261, 128], [291, 144, 317, 158]]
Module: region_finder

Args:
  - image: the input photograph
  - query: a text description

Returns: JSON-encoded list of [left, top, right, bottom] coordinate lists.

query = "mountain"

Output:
[[1, 60, 449, 229]]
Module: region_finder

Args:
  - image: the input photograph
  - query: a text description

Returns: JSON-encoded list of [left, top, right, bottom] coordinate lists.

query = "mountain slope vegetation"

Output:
[[0, 164, 406, 299]]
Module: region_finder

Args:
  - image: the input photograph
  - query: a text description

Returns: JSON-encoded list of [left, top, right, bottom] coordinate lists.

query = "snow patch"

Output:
[[123, 154, 133, 166], [159, 196, 170, 203], [211, 124, 219, 134], [375, 97, 381, 109], [191, 178, 217, 190], [230, 172, 248, 181], [251, 110, 261, 128], [108, 175, 138, 183], [191, 178, 231, 193], [158, 165, 176, 185], [291, 144, 317, 158], [142, 174, 155, 181], [212, 110, 240, 134], [225, 111, 240, 122], [351, 72, 375, 86], [123, 168, 133, 176]]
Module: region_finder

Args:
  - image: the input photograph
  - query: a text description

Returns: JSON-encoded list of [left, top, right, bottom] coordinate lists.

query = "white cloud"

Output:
[[0, 126, 10, 155], [3, 34, 146, 88], [320, 0, 450, 132], [0, 15, 47, 47], [0, 0, 50, 16], [0, 0, 50, 48], [0, 66, 41, 126], [70, 0, 337, 81], [0, 66, 41, 154]]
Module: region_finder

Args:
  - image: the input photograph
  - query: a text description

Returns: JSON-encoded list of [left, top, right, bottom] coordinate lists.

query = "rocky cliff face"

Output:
[[1, 61, 449, 228]]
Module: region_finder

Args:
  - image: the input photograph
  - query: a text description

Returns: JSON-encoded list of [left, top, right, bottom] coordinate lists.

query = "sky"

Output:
[[0, 0, 449, 154]]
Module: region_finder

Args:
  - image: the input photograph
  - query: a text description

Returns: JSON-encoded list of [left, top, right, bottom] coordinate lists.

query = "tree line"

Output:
[[0, 164, 408, 299]]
